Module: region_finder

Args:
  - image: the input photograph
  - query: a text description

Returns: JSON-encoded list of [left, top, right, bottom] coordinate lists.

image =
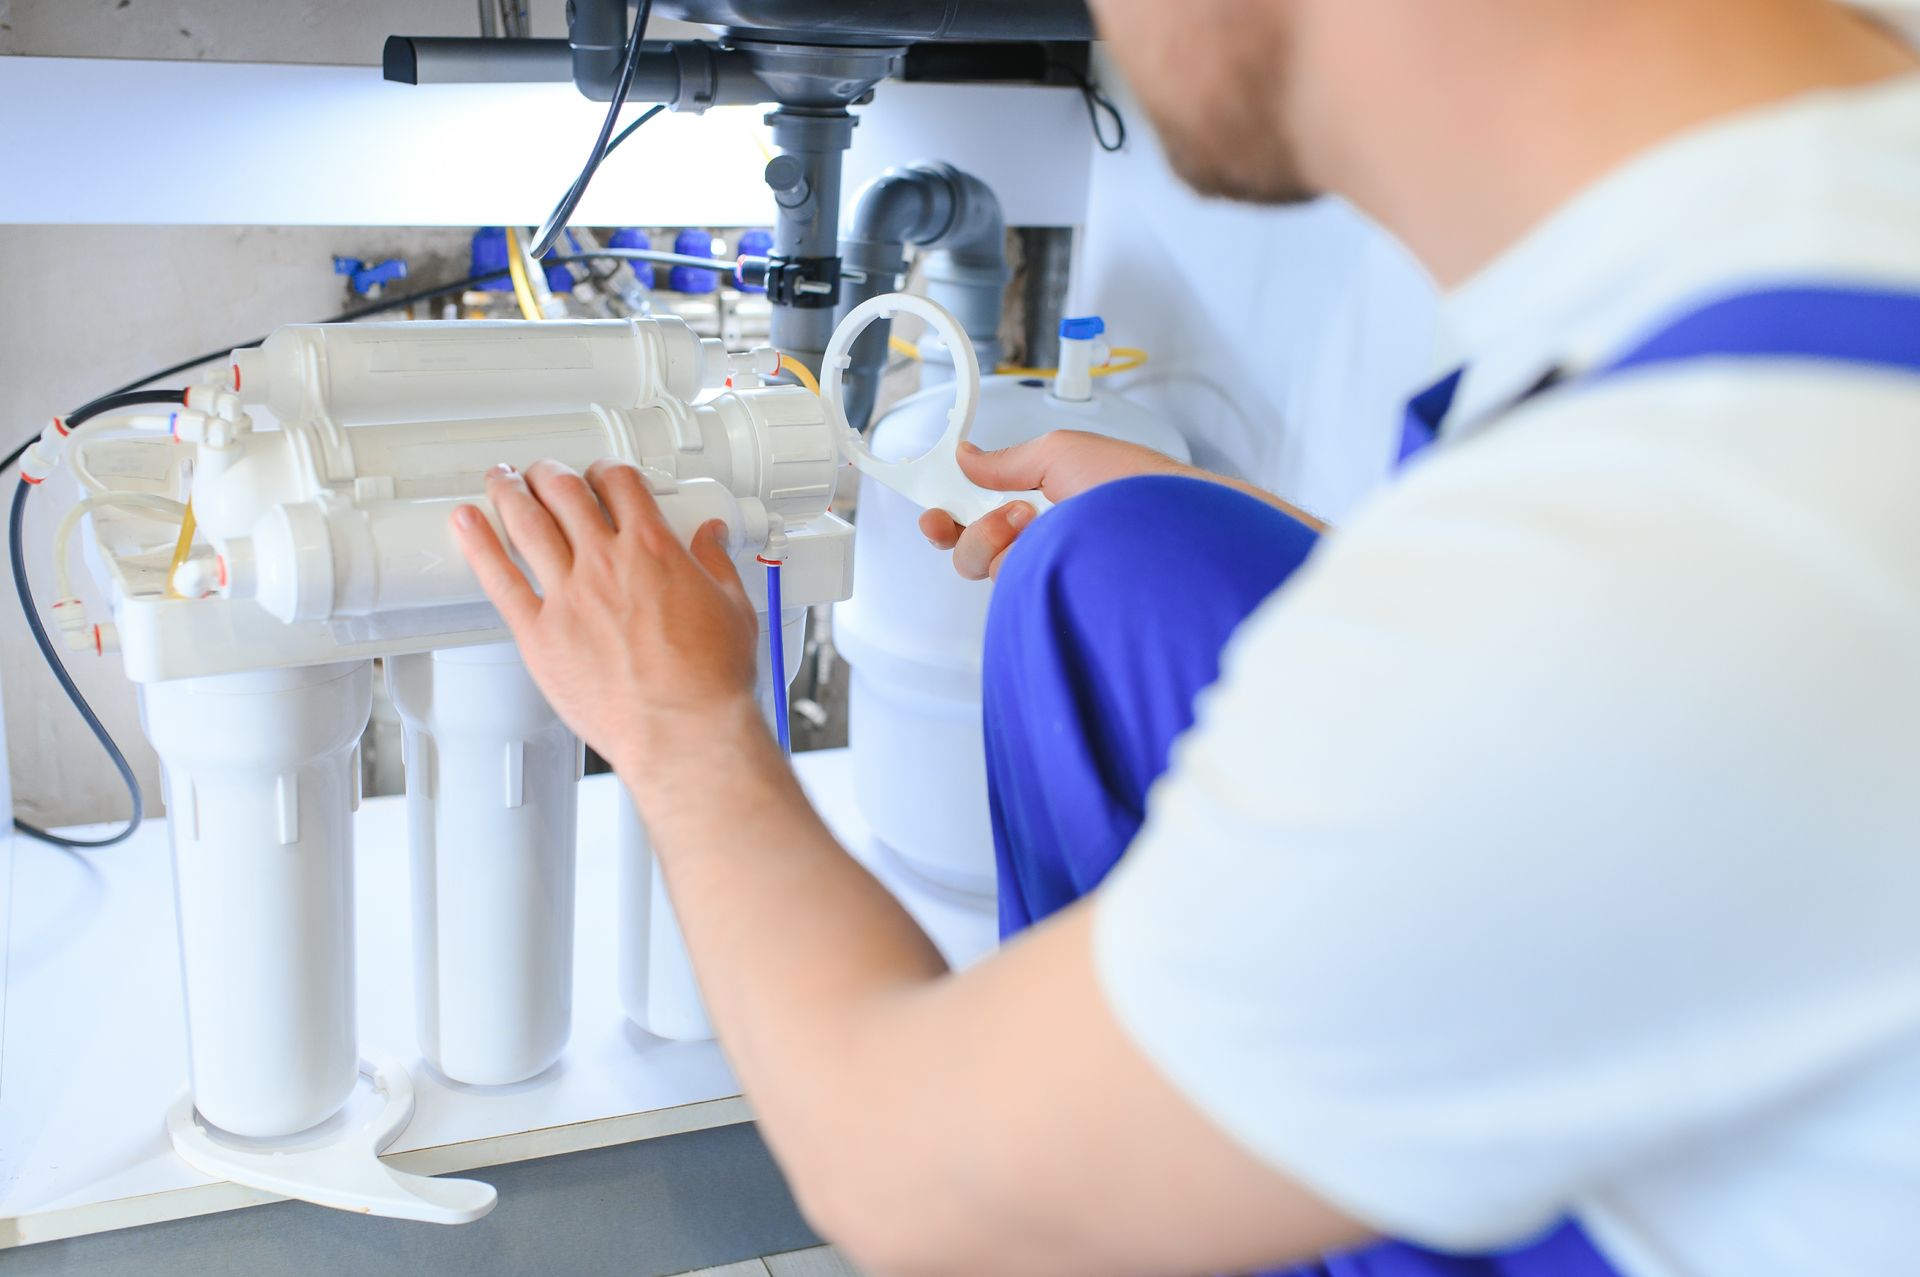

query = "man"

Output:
[[450, 1, 1920, 1272]]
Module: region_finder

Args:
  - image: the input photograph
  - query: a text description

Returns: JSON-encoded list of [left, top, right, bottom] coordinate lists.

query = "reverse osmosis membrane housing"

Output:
[[836, 318, 1187, 894], [67, 314, 851, 1220]]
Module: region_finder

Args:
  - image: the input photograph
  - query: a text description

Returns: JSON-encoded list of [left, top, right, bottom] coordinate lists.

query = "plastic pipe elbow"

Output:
[[835, 162, 1009, 434], [172, 556, 223, 600], [49, 596, 90, 644], [567, 0, 627, 100], [183, 385, 242, 419]]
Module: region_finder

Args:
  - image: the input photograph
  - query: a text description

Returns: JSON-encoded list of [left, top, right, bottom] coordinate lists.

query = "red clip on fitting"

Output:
[[18, 436, 60, 485]]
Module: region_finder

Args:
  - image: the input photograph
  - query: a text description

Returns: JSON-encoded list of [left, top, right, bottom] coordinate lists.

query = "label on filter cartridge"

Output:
[[365, 336, 595, 374]]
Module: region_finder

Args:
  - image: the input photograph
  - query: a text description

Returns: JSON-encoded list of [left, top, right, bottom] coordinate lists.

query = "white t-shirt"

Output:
[[1093, 42, 1920, 1277]]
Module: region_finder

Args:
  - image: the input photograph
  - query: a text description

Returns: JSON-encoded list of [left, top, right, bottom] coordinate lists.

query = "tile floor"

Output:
[[675, 1245, 864, 1276]]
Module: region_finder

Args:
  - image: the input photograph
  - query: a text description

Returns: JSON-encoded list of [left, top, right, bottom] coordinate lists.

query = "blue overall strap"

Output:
[[1398, 366, 1465, 462], [1402, 283, 1920, 469], [1603, 283, 1920, 378]]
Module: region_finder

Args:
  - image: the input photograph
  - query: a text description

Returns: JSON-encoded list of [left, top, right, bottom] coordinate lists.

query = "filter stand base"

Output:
[[164, 1058, 498, 1224]]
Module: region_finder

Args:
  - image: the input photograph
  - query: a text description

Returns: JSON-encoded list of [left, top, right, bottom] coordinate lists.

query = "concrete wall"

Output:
[[0, 225, 482, 826], [0, 0, 703, 826]]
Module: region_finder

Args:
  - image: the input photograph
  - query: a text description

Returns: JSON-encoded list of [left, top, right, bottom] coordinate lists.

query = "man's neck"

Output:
[[1307, 1, 1919, 288]]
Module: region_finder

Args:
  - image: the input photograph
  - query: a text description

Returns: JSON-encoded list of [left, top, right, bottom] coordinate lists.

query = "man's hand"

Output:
[[920, 431, 1192, 579], [450, 458, 761, 779], [445, 455, 1366, 1277], [921, 430, 1325, 579]]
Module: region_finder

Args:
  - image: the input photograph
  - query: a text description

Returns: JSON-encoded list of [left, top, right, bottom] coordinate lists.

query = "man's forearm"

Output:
[[1201, 466, 1328, 532], [616, 698, 948, 1156]]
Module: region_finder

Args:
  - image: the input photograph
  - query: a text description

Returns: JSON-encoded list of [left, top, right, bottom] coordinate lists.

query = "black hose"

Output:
[[603, 102, 666, 163], [8, 386, 183, 847], [1052, 61, 1128, 153], [553, 248, 752, 277], [67, 389, 194, 432], [528, 0, 656, 260]]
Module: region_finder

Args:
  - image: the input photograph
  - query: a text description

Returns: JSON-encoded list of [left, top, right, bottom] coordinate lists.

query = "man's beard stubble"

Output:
[[1113, 6, 1322, 207]]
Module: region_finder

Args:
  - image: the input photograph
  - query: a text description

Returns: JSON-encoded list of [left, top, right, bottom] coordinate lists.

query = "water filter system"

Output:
[[16, 288, 1106, 1223], [9, 0, 1150, 1224], [23, 310, 855, 1221], [7, 187, 1175, 1213]]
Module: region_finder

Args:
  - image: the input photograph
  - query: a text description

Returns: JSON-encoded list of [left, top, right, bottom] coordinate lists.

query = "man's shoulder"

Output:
[[1409, 362, 1920, 551], [1229, 365, 1920, 699]]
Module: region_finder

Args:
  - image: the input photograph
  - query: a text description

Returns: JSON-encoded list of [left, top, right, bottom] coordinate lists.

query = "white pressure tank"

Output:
[[836, 346, 1188, 897]]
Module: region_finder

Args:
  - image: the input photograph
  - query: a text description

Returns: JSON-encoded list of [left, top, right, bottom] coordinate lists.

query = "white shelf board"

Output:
[[0, 57, 1092, 229], [0, 747, 996, 1249]]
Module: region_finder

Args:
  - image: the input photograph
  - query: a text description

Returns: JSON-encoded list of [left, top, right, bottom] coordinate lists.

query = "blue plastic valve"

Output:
[[670, 229, 720, 294], [333, 256, 409, 297], [608, 227, 656, 288]]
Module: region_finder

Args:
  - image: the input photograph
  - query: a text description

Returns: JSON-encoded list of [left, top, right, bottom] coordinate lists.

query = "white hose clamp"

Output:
[[823, 293, 1052, 527]]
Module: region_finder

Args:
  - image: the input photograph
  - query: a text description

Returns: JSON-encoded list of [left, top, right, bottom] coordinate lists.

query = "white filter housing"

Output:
[[140, 662, 371, 1138], [617, 798, 709, 1041], [835, 376, 1189, 895], [388, 645, 581, 1086], [618, 606, 807, 1042]]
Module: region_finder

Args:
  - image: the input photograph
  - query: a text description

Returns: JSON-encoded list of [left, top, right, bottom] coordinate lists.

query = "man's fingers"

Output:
[[920, 509, 962, 549], [523, 459, 612, 549], [451, 504, 541, 629], [586, 458, 670, 546], [952, 500, 1036, 581], [957, 437, 1052, 494], [689, 521, 752, 610], [486, 464, 573, 585]]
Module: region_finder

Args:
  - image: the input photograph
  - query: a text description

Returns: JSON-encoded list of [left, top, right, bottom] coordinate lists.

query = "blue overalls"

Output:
[[981, 285, 1920, 1277]]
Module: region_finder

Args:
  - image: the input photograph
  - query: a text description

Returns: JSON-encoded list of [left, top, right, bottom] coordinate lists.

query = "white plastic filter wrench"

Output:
[[824, 293, 1054, 527], [165, 1059, 497, 1225]]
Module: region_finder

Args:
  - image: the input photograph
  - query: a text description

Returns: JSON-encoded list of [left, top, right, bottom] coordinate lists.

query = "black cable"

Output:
[[10, 389, 185, 848], [604, 102, 666, 162], [65, 389, 193, 432], [528, 0, 656, 260], [1054, 62, 1128, 153], [539, 103, 666, 284], [553, 248, 751, 277]]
